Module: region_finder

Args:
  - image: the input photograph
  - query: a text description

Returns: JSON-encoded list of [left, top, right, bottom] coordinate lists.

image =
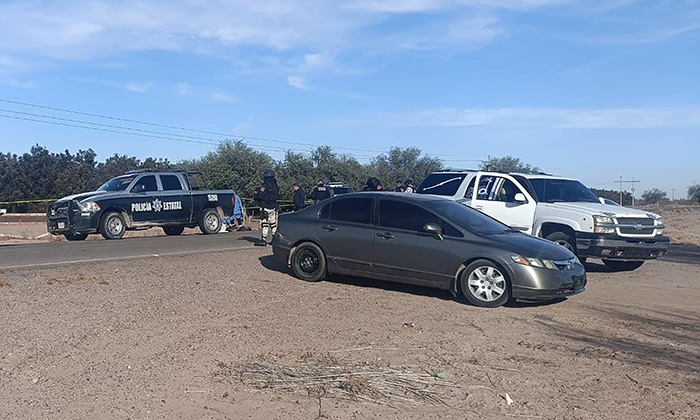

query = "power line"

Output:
[[0, 97, 484, 162]]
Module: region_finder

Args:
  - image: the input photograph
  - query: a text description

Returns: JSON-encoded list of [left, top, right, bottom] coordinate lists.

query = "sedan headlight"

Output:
[[511, 255, 558, 270], [78, 201, 101, 213]]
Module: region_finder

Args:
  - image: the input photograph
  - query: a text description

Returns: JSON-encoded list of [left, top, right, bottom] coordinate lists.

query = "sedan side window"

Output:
[[329, 198, 373, 224], [379, 200, 462, 237], [131, 175, 158, 193]]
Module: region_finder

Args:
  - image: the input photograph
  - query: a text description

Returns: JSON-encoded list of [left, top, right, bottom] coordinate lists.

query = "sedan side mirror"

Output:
[[514, 193, 527, 203], [423, 223, 444, 240]]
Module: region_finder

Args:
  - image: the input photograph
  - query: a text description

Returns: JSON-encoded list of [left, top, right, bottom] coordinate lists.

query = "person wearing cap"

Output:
[[363, 177, 383, 191], [253, 169, 280, 246], [307, 179, 332, 203], [394, 180, 405, 192]]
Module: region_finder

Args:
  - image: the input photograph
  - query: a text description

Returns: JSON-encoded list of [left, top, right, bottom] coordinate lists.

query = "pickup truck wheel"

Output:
[[163, 226, 185, 236], [100, 212, 126, 240], [64, 233, 88, 241], [545, 231, 577, 255], [459, 260, 510, 308], [602, 260, 644, 271], [199, 209, 221, 235], [291, 242, 327, 282]]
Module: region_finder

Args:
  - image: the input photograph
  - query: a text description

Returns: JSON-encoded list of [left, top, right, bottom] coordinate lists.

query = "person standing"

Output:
[[292, 183, 306, 211], [394, 180, 405, 192], [363, 177, 383, 191], [253, 169, 280, 246], [307, 179, 332, 203], [404, 178, 415, 193]]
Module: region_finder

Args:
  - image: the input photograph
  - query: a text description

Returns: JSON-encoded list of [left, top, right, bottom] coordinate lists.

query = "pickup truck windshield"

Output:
[[416, 174, 467, 196], [529, 178, 600, 203], [97, 176, 134, 192]]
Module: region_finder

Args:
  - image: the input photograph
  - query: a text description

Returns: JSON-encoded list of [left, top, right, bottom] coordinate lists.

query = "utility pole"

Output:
[[615, 177, 641, 206], [671, 188, 676, 201]]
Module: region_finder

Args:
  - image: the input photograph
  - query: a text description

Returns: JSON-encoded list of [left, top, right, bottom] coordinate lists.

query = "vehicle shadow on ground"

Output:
[[535, 305, 700, 376], [582, 261, 614, 273], [259, 255, 570, 307], [238, 236, 262, 244]]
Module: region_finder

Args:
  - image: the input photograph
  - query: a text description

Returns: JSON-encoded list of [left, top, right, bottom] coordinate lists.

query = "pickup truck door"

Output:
[[470, 172, 537, 234], [158, 174, 193, 223], [127, 174, 164, 224]]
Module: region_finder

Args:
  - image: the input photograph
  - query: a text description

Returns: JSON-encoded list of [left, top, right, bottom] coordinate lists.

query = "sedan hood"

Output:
[[486, 231, 575, 261]]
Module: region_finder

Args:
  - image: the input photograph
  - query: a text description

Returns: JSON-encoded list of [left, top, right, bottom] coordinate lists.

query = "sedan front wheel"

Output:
[[460, 260, 510, 308]]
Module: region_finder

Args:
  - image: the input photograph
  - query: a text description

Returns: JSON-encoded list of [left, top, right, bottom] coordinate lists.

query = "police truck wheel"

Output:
[[291, 242, 327, 282], [163, 226, 185, 236], [64, 233, 88, 241], [100, 212, 126, 240], [199, 209, 221, 234]]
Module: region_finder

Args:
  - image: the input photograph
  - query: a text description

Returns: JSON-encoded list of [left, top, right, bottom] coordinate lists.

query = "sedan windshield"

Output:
[[431, 199, 509, 234], [529, 178, 599, 203], [97, 176, 134, 192]]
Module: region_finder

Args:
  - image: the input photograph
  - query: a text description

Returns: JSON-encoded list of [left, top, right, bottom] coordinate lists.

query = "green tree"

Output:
[[480, 156, 541, 174], [641, 188, 668, 205], [368, 147, 443, 189], [688, 183, 700, 203]]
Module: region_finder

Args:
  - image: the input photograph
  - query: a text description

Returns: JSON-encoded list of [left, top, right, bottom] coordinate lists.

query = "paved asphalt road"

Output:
[[0, 232, 259, 269], [0, 233, 697, 269]]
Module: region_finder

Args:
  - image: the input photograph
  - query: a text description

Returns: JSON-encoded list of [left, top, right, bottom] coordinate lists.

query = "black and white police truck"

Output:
[[46, 170, 234, 240], [417, 170, 669, 271]]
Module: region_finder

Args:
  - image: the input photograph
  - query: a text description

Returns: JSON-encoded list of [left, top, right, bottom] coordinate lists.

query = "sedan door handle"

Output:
[[376, 232, 395, 239], [321, 224, 338, 232]]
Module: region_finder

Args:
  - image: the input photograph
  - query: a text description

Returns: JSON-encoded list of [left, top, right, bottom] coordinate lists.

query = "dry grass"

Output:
[[47, 275, 88, 285], [217, 355, 488, 408], [0, 280, 10, 287]]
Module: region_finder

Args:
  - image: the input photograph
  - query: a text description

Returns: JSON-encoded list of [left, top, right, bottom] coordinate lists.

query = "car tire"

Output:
[[602, 260, 644, 271], [545, 231, 577, 255], [199, 208, 221, 234], [64, 233, 88, 241], [100, 212, 126, 240], [290, 242, 327, 282], [459, 259, 510, 308], [163, 226, 185, 236]]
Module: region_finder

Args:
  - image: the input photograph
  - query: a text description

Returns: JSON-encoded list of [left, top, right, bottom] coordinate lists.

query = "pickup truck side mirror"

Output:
[[423, 223, 444, 240], [514, 193, 527, 203], [599, 197, 606, 205]]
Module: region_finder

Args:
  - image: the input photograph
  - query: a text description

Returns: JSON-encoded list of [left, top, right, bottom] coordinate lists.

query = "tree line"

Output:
[[2, 143, 698, 212]]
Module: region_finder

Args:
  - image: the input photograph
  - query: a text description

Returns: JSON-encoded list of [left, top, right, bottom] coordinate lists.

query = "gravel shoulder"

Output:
[[0, 249, 698, 419]]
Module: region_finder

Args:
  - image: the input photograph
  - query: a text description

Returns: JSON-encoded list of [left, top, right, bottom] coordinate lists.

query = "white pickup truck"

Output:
[[416, 170, 670, 271]]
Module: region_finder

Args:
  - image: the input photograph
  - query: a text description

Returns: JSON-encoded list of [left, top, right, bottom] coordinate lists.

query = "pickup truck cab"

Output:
[[417, 170, 669, 271], [47, 170, 234, 240]]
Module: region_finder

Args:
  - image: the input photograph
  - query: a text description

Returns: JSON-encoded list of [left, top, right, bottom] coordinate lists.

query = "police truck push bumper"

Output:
[[576, 233, 670, 260]]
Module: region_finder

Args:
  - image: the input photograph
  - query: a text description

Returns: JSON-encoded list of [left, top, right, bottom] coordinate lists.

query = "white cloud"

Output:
[[102, 80, 154, 93], [176, 82, 235, 102], [288, 76, 309, 90], [375, 107, 700, 128]]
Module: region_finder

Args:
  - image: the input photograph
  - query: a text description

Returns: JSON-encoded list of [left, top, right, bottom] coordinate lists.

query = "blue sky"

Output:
[[0, 0, 699, 197]]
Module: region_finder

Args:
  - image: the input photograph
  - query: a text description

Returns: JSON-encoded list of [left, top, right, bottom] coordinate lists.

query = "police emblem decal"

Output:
[[152, 198, 163, 212]]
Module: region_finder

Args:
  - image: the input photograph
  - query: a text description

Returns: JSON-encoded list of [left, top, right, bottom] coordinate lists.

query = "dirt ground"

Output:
[[654, 207, 700, 246], [0, 249, 698, 420]]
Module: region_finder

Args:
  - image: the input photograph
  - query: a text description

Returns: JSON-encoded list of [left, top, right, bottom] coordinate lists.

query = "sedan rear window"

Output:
[[327, 198, 373, 225]]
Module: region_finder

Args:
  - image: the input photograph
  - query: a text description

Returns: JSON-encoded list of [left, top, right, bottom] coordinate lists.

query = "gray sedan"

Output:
[[272, 193, 586, 307]]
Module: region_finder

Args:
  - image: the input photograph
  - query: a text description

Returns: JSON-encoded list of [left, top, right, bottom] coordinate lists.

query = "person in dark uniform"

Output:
[[404, 178, 415, 193], [253, 169, 280, 246], [363, 177, 383, 191], [307, 179, 332, 203], [394, 180, 405, 192], [292, 183, 306, 211]]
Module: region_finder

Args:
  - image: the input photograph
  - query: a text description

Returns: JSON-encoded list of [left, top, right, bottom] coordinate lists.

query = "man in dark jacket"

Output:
[[292, 183, 306, 211], [307, 179, 332, 203], [394, 180, 405, 192], [363, 177, 383, 191], [253, 169, 280, 246]]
